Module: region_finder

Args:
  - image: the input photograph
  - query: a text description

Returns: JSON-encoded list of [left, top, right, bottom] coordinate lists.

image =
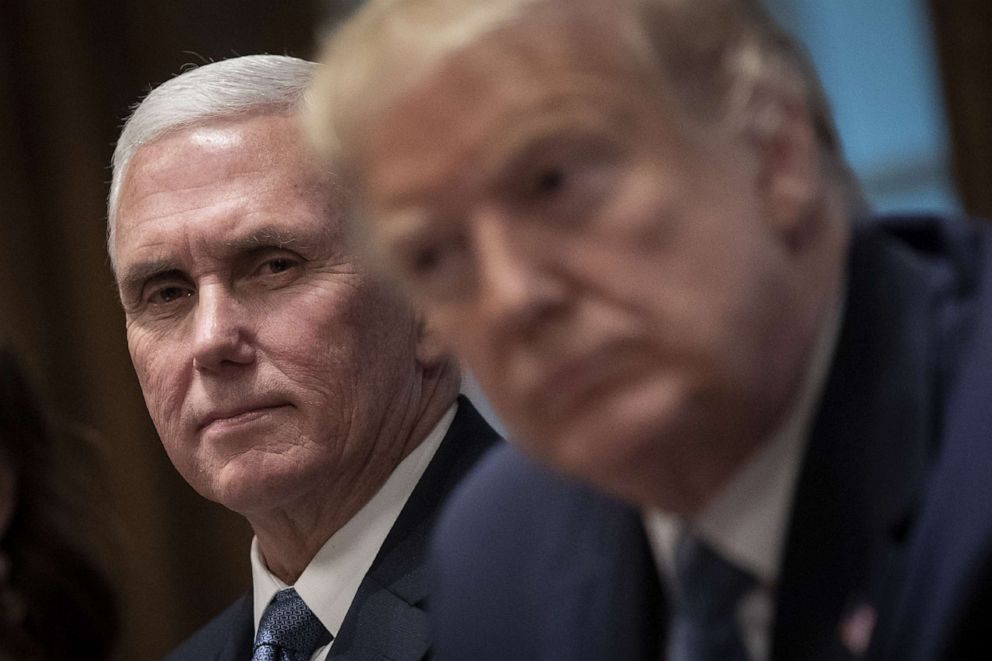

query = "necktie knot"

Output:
[[253, 588, 332, 661], [675, 536, 755, 618]]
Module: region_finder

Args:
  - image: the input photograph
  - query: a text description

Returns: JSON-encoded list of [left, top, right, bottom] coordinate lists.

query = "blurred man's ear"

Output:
[[749, 85, 823, 248], [414, 312, 451, 370]]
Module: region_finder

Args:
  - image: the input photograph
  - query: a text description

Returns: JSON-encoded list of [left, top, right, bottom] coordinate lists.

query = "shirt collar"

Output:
[[645, 291, 843, 588], [250, 402, 457, 638]]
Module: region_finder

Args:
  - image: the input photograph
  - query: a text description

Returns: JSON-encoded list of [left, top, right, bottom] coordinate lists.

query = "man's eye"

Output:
[[256, 256, 300, 276], [148, 286, 192, 305], [266, 258, 293, 273]]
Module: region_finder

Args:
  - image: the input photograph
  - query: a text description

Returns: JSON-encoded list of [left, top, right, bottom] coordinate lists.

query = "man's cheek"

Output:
[[134, 353, 185, 436]]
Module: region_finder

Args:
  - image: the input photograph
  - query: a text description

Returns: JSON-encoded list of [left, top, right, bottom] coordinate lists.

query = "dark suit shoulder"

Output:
[[435, 443, 630, 551], [865, 214, 989, 298], [874, 215, 992, 659], [163, 595, 252, 661], [431, 444, 658, 660]]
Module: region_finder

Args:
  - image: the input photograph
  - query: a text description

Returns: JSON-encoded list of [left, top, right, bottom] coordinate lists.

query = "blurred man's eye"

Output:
[[412, 244, 444, 275], [409, 236, 463, 278], [532, 166, 566, 196], [400, 232, 473, 302], [522, 155, 619, 230]]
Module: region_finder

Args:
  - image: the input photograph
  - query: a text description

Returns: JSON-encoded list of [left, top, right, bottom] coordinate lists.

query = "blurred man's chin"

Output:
[[554, 428, 660, 490], [524, 382, 687, 499]]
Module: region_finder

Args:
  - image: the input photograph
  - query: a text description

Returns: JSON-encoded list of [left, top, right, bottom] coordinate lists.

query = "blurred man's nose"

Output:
[[472, 210, 570, 337], [191, 284, 256, 373]]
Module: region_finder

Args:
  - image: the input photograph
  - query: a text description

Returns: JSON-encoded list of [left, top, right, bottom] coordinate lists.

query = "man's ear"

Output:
[[748, 87, 823, 248], [414, 311, 450, 370]]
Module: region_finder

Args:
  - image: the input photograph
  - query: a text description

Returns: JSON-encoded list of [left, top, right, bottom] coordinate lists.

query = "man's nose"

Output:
[[473, 210, 570, 335], [191, 284, 256, 372]]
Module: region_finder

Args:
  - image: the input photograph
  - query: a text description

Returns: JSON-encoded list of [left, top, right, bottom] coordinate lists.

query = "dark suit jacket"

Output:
[[430, 216, 992, 661], [165, 396, 501, 661], [872, 217, 992, 660]]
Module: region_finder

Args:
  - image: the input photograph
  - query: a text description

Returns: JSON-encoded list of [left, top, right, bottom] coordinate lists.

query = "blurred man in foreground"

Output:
[[310, 0, 992, 658], [108, 54, 499, 660]]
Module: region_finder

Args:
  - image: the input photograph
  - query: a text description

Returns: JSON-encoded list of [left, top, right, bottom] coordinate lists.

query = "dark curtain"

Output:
[[929, 0, 992, 219], [0, 1, 328, 657]]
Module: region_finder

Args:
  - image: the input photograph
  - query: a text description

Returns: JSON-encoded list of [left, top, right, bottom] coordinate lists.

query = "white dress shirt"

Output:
[[644, 297, 842, 660], [250, 403, 457, 661]]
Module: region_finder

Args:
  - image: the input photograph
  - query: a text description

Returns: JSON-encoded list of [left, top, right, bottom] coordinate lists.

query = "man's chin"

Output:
[[199, 467, 311, 517]]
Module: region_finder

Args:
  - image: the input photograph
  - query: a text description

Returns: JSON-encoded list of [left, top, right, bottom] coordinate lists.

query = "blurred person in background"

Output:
[[0, 342, 118, 660], [107, 54, 499, 661], [309, 0, 992, 658]]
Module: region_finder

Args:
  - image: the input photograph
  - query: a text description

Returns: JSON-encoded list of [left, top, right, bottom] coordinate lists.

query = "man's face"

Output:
[[354, 32, 825, 506], [115, 113, 424, 515]]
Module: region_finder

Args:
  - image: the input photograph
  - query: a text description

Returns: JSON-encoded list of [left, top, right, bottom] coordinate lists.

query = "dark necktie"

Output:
[[252, 588, 333, 661], [667, 536, 755, 661]]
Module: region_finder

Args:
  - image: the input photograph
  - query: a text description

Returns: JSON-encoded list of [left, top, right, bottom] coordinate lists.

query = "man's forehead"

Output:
[[184, 123, 248, 150], [120, 114, 325, 214], [114, 116, 335, 268], [125, 114, 303, 183]]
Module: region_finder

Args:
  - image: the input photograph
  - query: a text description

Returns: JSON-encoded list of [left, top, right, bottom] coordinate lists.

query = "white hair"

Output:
[[107, 54, 318, 270]]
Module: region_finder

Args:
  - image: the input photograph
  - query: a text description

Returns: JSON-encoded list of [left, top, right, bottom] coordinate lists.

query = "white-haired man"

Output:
[[109, 54, 500, 661], [308, 0, 992, 659]]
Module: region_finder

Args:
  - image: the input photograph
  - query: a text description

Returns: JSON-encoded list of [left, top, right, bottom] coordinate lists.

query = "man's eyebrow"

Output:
[[224, 226, 323, 252], [117, 259, 181, 295]]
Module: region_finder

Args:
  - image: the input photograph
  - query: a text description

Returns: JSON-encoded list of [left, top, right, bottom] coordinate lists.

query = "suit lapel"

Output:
[[216, 595, 254, 661], [330, 397, 500, 661], [773, 222, 940, 660]]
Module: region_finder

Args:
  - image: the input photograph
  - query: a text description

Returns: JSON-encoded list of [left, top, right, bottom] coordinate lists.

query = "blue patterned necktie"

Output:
[[667, 536, 755, 661], [252, 588, 333, 661]]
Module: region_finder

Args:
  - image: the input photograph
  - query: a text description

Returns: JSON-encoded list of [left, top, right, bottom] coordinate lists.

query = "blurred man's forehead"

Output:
[[462, 3, 636, 74], [360, 17, 677, 193]]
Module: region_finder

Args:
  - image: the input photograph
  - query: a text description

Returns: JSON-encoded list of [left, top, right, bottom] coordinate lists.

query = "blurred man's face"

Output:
[[115, 114, 425, 516], [354, 31, 821, 507]]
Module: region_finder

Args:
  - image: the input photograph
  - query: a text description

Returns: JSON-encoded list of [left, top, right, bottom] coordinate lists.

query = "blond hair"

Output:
[[308, 0, 863, 209]]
